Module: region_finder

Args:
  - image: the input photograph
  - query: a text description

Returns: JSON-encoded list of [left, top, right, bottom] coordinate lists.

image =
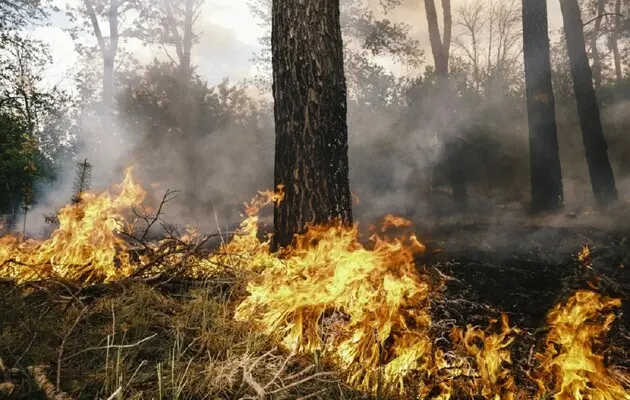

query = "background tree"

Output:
[[560, 0, 618, 206], [424, 0, 471, 211], [610, 0, 624, 80], [588, 0, 606, 88], [249, 0, 422, 101], [136, 0, 206, 208], [0, 35, 69, 220], [452, 0, 523, 95], [271, 0, 352, 249], [0, 0, 50, 32], [65, 0, 146, 115], [522, 0, 563, 212]]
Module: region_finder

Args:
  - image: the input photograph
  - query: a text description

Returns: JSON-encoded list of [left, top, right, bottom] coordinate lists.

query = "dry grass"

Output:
[[0, 272, 368, 400]]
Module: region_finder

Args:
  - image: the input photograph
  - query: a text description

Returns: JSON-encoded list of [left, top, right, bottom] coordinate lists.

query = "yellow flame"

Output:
[[0, 167, 145, 283], [578, 246, 592, 269], [0, 168, 628, 400], [534, 290, 630, 400], [234, 216, 434, 395], [454, 314, 520, 400]]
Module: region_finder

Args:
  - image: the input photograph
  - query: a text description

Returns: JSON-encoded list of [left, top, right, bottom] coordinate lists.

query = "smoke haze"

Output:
[[19, 0, 630, 238]]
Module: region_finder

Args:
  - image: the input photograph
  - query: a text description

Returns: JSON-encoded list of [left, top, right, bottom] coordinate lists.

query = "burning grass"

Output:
[[0, 169, 629, 399]]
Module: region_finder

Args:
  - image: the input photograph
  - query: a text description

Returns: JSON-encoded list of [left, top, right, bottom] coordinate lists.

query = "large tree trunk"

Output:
[[590, 0, 605, 89], [611, 0, 623, 80], [559, 0, 618, 207], [271, 0, 353, 250], [522, 0, 564, 212], [424, 0, 467, 211]]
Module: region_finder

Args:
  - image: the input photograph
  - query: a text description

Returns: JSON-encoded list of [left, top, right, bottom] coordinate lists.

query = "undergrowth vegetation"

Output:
[[0, 275, 365, 399]]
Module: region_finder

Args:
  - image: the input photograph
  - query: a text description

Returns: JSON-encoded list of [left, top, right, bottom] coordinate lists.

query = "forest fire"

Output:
[[0, 167, 146, 283], [0, 169, 628, 399], [234, 213, 434, 396]]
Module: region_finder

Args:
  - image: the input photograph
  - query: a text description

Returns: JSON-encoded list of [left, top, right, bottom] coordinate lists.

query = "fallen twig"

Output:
[[105, 386, 122, 400], [64, 333, 158, 361], [27, 365, 73, 400]]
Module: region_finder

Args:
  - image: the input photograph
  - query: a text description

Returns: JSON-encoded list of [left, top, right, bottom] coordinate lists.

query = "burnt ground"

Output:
[[1, 211, 629, 399], [415, 221, 630, 394]]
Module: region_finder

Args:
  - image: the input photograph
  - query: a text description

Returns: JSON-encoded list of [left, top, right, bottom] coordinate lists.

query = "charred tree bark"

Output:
[[424, 0, 467, 211], [271, 0, 353, 250], [560, 0, 618, 207], [522, 0, 564, 212]]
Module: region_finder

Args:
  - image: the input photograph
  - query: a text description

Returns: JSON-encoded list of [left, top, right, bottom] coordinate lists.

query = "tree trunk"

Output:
[[271, 0, 352, 250], [180, 0, 199, 210], [611, 0, 623, 80], [84, 0, 119, 114], [559, 0, 618, 207], [521, 0, 564, 212], [102, 56, 114, 112], [424, 0, 467, 211], [104, 0, 119, 113], [590, 0, 605, 88]]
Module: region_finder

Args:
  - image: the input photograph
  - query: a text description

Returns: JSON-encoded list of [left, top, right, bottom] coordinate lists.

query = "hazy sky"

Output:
[[32, 0, 564, 92]]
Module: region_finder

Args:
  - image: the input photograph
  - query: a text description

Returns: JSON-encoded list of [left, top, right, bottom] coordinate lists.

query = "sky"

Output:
[[31, 0, 564, 93]]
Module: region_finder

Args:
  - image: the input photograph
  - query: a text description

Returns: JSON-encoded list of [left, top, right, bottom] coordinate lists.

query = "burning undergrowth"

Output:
[[0, 169, 628, 399]]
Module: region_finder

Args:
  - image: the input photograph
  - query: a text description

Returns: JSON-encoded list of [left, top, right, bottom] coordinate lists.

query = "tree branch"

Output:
[[83, 0, 107, 55]]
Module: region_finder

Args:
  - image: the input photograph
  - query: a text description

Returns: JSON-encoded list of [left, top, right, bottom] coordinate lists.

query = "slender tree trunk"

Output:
[[84, 0, 119, 114], [559, 0, 618, 206], [611, 0, 623, 80], [104, 0, 119, 113], [271, 0, 352, 250], [424, 0, 467, 211], [102, 56, 115, 112], [590, 0, 605, 88], [522, 0, 564, 212], [180, 0, 199, 210]]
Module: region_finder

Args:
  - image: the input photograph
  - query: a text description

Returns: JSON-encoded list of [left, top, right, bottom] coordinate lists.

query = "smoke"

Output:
[[18, 0, 630, 240]]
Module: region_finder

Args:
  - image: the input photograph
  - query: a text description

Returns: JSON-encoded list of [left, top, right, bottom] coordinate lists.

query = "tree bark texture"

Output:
[[560, 0, 618, 207], [522, 0, 564, 212], [271, 0, 352, 250]]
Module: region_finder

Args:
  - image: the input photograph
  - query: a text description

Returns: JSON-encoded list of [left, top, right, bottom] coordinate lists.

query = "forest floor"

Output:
[[1, 217, 629, 399]]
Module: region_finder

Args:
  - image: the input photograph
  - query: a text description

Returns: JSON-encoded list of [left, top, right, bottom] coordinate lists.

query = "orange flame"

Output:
[[533, 290, 629, 400], [0, 168, 627, 399], [0, 167, 145, 283], [234, 215, 434, 395]]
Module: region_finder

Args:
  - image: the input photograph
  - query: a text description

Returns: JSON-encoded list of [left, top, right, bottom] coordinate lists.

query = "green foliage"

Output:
[[117, 60, 261, 142], [0, 28, 72, 221], [72, 159, 93, 205], [0, 0, 51, 32], [248, 0, 422, 104], [0, 113, 49, 215]]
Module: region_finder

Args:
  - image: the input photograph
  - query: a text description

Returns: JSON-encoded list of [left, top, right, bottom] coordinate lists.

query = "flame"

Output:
[[233, 215, 436, 396], [578, 246, 592, 269], [533, 290, 630, 400], [0, 167, 146, 283], [0, 167, 627, 399], [452, 314, 520, 400]]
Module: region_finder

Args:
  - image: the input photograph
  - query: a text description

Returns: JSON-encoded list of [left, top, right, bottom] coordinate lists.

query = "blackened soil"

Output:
[[418, 223, 630, 395]]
